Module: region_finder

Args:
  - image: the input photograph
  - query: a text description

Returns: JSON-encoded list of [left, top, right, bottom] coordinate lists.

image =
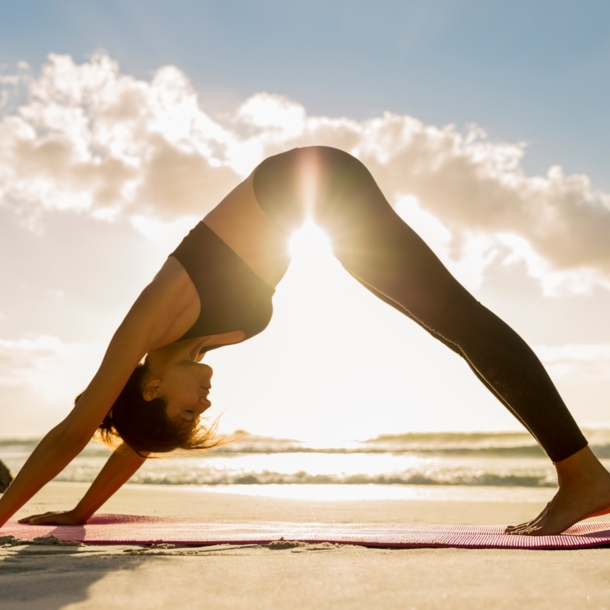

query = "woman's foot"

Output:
[[505, 446, 610, 536]]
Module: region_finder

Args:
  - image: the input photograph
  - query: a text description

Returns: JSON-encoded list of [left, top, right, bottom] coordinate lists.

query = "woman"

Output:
[[2, 146, 609, 535]]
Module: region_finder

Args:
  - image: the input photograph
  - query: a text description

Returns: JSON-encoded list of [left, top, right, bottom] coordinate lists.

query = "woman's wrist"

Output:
[[69, 505, 92, 524], [0, 490, 23, 527]]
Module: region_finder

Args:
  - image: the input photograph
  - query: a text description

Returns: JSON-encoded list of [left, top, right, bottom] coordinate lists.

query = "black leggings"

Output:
[[253, 146, 587, 463]]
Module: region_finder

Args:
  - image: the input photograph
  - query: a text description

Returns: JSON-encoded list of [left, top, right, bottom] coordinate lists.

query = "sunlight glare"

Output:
[[288, 220, 332, 260], [202, 484, 551, 503]]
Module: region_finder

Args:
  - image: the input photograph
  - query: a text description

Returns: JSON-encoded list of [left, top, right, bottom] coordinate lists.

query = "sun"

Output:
[[288, 220, 332, 261]]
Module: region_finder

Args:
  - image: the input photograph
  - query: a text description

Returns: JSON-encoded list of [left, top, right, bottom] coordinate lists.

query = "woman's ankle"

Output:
[[554, 445, 609, 486]]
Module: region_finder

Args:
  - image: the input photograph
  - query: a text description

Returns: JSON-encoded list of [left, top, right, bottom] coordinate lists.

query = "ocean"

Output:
[[3, 430, 610, 501]]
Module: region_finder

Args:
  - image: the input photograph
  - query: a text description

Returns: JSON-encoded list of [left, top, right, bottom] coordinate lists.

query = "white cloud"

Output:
[[1, 54, 610, 293], [534, 343, 610, 377], [0, 54, 240, 231], [531, 343, 610, 428]]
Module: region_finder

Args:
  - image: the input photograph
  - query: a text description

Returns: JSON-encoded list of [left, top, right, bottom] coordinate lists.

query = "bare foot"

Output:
[[505, 446, 610, 536]]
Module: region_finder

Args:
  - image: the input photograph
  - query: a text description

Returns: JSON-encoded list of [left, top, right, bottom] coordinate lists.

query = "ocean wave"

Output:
[[207, 444, 549, 457], [52, 466, 557, 488], [5, 432, 610, 458]]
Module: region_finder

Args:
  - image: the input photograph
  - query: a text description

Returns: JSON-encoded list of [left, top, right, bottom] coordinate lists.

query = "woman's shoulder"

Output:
[[125, 257, 201, 351]]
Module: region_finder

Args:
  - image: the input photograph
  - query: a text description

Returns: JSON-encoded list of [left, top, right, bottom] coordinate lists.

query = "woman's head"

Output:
[[87, 359, 219, 455], [141, 357, 214, 425]]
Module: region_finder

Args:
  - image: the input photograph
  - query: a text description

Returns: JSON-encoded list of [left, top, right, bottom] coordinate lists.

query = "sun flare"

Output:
[[288, 220, 332, 260]]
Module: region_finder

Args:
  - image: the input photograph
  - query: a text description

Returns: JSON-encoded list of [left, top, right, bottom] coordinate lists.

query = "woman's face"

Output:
[[147, 360, 214, 424]]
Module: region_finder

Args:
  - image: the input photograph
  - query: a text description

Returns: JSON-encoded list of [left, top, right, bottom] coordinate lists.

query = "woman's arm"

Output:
[[0, 321, 148, 528], [0, 258, 199, 529], [18, 443, 148, 525]]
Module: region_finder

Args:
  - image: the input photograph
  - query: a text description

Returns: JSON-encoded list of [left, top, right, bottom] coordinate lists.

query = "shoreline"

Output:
[[12, 481, 561, 525]]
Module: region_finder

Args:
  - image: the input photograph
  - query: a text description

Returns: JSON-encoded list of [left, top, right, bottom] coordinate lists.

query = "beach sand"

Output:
[[2, 482, 610, 609]]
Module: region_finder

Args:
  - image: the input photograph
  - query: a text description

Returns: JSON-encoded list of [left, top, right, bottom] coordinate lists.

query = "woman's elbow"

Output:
[[50, 420, 94, 452]]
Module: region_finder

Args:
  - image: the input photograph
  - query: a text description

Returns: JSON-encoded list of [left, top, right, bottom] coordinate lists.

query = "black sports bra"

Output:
[[169, 222, 275, 350]]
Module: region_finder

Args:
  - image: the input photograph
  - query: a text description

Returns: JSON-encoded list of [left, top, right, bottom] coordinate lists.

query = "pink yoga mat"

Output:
[[3, 515, 610, 549]]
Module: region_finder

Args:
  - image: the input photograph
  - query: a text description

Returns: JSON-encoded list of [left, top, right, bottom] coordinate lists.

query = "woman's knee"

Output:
[[430, 290, 491, 348]]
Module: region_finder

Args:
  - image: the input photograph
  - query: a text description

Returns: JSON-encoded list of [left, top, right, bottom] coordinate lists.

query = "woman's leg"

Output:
[[255, 146, 586, 460], [254, 146, 610, 534]]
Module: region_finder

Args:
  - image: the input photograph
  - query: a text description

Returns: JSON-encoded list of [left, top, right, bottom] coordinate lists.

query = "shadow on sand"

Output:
[[0, 523, 152, 609]]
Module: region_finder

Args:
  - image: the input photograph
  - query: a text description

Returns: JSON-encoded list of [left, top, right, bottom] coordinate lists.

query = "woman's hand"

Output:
[[18, 510, 84, 526]]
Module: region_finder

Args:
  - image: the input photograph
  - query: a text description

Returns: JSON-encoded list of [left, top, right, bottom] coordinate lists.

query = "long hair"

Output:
[[77, 362, 222, 456]]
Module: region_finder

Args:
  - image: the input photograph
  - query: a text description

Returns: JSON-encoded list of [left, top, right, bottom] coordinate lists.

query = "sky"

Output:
[[1, 0, 610, 442]]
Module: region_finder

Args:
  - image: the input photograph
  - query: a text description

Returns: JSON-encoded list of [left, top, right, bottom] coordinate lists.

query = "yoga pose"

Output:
[[1, 146, 609, 535]]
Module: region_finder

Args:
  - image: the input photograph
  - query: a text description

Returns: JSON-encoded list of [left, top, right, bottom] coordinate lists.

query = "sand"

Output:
[[2, 482, 610, 609]]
